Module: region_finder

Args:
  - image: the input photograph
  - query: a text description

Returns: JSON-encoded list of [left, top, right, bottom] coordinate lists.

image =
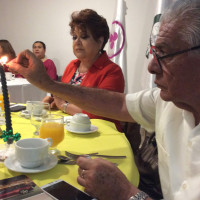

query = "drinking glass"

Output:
[[39, 114, 64, 155], [0, 93, 10, 122], [30, 102, 50, 136]]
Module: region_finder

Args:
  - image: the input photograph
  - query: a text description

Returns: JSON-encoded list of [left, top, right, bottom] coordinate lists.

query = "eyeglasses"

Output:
[[150, 40, 200, 70]]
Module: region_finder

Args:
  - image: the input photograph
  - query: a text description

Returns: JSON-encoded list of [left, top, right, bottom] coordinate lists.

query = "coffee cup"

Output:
[[69, 113, 91, 131], [5, 72, 15, 81], [26, 101, 49, 115], [15, 138, 52, 168], [26, 101, 42, 112], [23, 101, 41, 118]]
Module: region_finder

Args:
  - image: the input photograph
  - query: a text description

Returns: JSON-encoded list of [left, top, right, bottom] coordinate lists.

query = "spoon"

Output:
[[57, 155, 70, 161], [57, 155, 77, 165]]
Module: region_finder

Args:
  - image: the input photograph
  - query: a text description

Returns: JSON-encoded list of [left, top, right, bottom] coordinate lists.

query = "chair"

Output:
[[122, 122, 163, 200]]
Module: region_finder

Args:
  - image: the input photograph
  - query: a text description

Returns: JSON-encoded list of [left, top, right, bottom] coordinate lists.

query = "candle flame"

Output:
[[0, 56, 8, 65]]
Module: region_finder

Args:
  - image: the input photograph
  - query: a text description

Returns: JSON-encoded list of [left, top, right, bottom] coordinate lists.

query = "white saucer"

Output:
[[19, 110, 31, 119], [65, 124, 98, 134], [4, 154, 58, 173], [64, 116, 73, 124]]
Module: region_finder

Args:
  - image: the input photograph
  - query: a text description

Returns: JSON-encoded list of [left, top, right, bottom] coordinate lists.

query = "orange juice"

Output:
[[40, 122, 64, 147], [0, 94, 4, 111], [0, 94, 10, 111]]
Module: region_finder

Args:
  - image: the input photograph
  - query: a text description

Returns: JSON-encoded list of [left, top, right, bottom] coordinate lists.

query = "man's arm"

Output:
[[51, 82, 134, 122], [8, 50, 134, 122]]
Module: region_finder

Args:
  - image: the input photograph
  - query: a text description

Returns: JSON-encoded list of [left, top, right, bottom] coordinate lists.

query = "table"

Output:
[[0, 110, 139, 192], [1, 78, 47, 103]]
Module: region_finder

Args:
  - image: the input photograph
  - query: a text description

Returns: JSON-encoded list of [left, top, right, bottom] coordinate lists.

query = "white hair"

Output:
[[161, 0, 200, 47]]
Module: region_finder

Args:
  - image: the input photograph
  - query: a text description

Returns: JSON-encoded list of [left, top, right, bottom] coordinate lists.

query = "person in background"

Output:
[[42, 9, 125, 131], [0, 40, 16, 62], [0, 39, 23, 78], [32, 41, 57, 80]]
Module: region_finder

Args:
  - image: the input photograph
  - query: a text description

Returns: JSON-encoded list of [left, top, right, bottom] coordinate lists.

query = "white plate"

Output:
[[4, 154, 58, 173], [65, 124, 98, 134]]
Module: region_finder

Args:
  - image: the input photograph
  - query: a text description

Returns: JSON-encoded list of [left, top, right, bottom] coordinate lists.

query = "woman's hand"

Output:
[[42, 96, 57, 110], [53, 96, 66, 111]]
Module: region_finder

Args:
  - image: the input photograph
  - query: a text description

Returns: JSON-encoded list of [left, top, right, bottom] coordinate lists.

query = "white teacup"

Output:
[[15, 138, 52, 168], [26, 101, 49, 115], [26, 101, 41, 112], [69, 113, 91, 131], [5, 72, 15, 81]]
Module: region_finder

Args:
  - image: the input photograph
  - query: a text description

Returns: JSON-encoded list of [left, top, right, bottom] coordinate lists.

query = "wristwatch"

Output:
[[63, 103, 69, 113], [129, 191, 149, 200]]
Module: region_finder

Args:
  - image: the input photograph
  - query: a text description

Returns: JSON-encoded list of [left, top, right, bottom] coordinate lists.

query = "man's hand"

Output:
[[7, 49, 53, 90], [76, 157, 139, 200]]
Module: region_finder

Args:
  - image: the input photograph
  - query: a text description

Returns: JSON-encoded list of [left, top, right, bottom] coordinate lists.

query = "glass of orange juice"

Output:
[[40, 114, 64, 155], [0, 93, 10, 125], [0, 93, 10, 112], [0, 93, 4, 112]]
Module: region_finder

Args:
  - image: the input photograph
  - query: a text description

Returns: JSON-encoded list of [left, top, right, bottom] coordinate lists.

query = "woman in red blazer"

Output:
[[43, 9, 124, 131]]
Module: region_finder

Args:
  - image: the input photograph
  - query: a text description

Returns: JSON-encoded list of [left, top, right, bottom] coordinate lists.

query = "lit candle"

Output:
[[0, 56, 8, 65]]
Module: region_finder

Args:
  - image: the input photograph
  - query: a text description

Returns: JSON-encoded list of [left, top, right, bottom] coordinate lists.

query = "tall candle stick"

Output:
[[0, 57, 21, 144], [0, 65, 12, 131]]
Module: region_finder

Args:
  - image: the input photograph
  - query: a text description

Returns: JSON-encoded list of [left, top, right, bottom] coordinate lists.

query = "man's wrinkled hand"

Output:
[[76, 157, 135, 200]]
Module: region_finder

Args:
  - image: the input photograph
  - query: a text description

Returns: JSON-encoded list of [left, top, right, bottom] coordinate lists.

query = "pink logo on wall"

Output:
[[108, 20, 125, 59]]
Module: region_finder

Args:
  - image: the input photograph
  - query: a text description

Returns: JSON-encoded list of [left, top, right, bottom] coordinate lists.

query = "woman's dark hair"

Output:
[[0, 40, 16, 60], [69, 9, 110, 53], [32, 41, 46, 50]]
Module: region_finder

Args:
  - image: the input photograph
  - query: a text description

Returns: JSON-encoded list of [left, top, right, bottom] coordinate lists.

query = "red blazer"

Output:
[[61, 51, 125, 131]]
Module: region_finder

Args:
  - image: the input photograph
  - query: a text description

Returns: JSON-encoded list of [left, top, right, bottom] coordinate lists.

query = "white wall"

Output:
[[0, 0, 157, 93]]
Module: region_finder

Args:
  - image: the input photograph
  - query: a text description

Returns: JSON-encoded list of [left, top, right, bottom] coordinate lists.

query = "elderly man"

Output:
[[8, 0, 200, 199]]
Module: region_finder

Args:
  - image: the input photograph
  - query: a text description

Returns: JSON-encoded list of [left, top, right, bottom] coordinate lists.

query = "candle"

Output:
[[0, 56, 13, 143], [0, 56, 8, 64], [0, 57, 21, 144]]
